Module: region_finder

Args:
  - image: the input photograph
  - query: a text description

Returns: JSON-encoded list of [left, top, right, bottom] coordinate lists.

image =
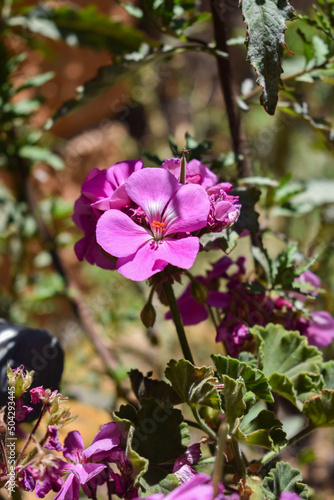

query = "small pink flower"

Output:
[[96, 168, 210, 281]]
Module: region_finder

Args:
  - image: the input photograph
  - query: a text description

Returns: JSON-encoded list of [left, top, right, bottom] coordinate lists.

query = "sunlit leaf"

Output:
[[165, 359, 220, 409], [221, 375, 245, 429], [236, 409, 286, 451], [240, 0, 296, 114], [212, 355, 273, 403], [252, 324, 323, 407]]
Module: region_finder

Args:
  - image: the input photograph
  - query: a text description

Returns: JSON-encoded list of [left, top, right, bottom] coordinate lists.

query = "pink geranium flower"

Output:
[[73, 160, 144, 269], [96, 168, 210, 281]]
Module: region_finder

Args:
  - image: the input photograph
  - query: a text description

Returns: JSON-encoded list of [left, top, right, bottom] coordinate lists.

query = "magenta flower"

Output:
[[133, 473, 238, 500], [96, 168, 210, 281], [279, 493, 301, 500], [73, 160, 144, 269], [305, 310, 334, 347], [206, 184, 241, 232], [54, 422, 123, 500]]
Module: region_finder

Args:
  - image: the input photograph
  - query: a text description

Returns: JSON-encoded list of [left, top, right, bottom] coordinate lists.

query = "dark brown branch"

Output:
[[211, 0, 251, 178]]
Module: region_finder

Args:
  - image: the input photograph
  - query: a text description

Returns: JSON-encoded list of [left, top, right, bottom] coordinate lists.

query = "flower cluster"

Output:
[[73, 158, 241, 281], [167, 257, 334, 355]]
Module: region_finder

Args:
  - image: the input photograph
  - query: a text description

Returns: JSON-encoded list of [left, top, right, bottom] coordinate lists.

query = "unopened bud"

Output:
[[7, 364, 34, 399], [140, 301, 156, 328]]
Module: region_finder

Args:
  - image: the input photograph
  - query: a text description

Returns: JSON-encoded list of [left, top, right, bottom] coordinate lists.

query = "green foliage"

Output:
[[212, 354, 274, 403], [303, 390, 334, 427], [142, 0, 211, 37], [165, 359, 220, 409], [221, 375, 246, 429], [321, 360, 334, 389], [261, 461, 308, 499], [236, 409, 286, 451], [18, 146, 64, 170], [139, 468, 179, 496], [240, 0, 296, 114], [125, 426, 149, 486], [9, 5, 152, 53], [114, 398, 189, 464], [129, 369, 181, 405], [252, 324, 323, 407]]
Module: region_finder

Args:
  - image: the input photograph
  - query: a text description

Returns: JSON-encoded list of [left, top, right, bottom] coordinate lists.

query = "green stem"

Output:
[[230, 434, 247, 479], [212, 421, 228, 496], [162, 280, 194, 364], [259, 424, 315, 468], [191, 405, 217, 442]]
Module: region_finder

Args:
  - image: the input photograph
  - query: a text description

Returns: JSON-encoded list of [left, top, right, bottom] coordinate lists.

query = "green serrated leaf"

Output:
[[240, 0, 296, 114], [139, 468, 179, 496], [252, 324, 323, 408], [321, 360, 334, 389], [114, 398, 189, 464], [262, 461, 308, 499], [126, 426, 149, 487], [236, 410, 286, 451], [222, 375, 246, 429], [212, 355, 273, 403], [303, 390, 334, 427], [165, 359, 220, 409], [129, 369, 181, 405]]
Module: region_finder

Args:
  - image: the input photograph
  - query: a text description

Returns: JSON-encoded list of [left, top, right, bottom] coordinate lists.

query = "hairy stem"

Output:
[[212, 420, 228, 495], [162, 280, 195, 364], [211, 0, 251, 178], [191, 405, 217, 442], [230, 435, 247, 479]]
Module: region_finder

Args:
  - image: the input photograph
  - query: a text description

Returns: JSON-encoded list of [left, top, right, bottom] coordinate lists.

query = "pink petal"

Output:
[[72, 463, 106, 485], [92, 422, 123, 444], [117, 237, 200, 281], [63, 431, 84, 462], [116, 243, 167, 281], [164, 184, 210, 234], [53, 473, 79, 500], [125, 168, 179, 221], [96, 210, 150, 258], [187, 159, 218, 188], [106, 159, 144, 188]]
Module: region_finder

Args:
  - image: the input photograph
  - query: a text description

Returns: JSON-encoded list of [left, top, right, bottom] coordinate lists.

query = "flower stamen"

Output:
[[151, 220, 165, 232]]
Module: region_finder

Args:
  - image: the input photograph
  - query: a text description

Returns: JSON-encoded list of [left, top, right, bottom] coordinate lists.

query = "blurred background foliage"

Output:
[[0, 0, 334, 494]]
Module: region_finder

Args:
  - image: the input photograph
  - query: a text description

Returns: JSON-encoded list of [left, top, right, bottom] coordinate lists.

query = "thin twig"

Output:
[[210, 0, 251, 178]]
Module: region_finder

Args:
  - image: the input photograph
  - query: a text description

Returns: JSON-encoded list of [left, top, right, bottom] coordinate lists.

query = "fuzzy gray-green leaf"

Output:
[[240, 0, 295, 114]]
